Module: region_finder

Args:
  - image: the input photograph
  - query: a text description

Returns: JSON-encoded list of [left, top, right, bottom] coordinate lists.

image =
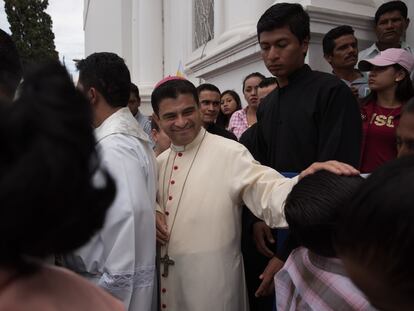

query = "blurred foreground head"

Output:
[[336, 156, 414, 311], [0, 62, 115, 271]]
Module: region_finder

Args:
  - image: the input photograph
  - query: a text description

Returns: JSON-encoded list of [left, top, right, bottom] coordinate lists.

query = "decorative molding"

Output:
[[185, 29, 260, 79], [185, 2, 378, 80], [308, 6, 374, 31]]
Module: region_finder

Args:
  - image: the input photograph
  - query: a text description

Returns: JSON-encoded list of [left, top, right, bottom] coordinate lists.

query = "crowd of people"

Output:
[[0, 1, 414, 311]]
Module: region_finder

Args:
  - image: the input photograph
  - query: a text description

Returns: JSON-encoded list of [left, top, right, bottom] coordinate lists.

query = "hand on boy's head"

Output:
[[299, 161, 359, 180]]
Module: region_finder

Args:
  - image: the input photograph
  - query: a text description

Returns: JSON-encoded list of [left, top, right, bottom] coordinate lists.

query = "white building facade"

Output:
[[83, 0, 414, 114]]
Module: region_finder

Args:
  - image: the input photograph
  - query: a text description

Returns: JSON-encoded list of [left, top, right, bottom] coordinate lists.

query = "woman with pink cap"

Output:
[[358, 48, 414, 173]]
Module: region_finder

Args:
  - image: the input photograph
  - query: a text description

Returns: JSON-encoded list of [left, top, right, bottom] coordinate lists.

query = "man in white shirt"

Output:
[[359, 1, 411, 62], [63, 52, 157, 311]]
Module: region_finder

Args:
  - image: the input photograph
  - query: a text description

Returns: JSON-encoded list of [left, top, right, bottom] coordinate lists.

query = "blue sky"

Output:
[[0, 0, 84, 80]]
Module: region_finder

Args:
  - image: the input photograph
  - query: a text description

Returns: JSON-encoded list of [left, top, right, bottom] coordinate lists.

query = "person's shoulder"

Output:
[[205, 131, 246, 153], [208, 124, 238, 141], [310, 70, 343, 85], [230, 109, 244, 119], [239, 124, 256, 144], [307, 70, 354, 95], [257, 90, 278, 115], [0, 265, 125, 311], [358, 43, 378, 61], [99, 132, 151, 153], [45, 266, 125, 310]]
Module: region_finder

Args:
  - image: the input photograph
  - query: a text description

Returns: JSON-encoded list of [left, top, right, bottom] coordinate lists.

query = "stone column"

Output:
[[217, 1, 274, 44], [130, 0, 163, 114]]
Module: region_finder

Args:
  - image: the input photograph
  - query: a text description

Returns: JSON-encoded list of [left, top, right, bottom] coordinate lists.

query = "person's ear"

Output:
[[87, 87, 99, 106], [153, 112, 160, 122], [395, 69, 406, 82], [151, 128, 158, 143], [324, 54, 333, 65], [301, 37, 310, 56]]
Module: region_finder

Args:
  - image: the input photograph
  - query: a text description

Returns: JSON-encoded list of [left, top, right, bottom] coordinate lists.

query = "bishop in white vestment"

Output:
[[152, 77, 359, 311], [157, 128, 297, 311], [63, 108, 157, 311]]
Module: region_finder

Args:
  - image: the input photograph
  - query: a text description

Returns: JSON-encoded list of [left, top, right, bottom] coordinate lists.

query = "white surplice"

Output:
[[63, 108, 157, 311], [156, 128, 298, 311]]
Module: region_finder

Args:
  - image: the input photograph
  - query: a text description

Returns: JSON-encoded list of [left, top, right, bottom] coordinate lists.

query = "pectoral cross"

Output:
[[160, 254, 175, 277]]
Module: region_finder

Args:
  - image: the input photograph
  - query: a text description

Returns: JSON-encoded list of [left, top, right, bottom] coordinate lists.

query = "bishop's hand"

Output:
[[299, 160, 359, 180], [156, 211, 169, 245]]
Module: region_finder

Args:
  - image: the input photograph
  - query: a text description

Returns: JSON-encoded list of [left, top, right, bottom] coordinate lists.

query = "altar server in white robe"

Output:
[[62, 52, 157, 311], [152, 77, 359, 311]]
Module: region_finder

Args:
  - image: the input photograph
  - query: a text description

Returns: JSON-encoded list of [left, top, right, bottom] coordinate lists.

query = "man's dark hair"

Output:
[[76, 52, 131, 108], [130, 82, 140, 99], [151, 79, 199, 116], [0, 29, 22, 99], [284, 170, 363, 257], [258, 77, 278, 88], [394, 66, 414, 102], [336, 156, 414, 306], [242, 72, 265, 92], [375, 1, 408, 24], [0, 62, 115, 271], [322, 25, 355, 56], [257, 3, 310, 44], [196, 83, 220, 95]]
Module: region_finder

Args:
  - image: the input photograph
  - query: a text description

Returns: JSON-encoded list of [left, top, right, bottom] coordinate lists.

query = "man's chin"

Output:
[[381, 36, 399, 45], [268, 68, 286, 78]]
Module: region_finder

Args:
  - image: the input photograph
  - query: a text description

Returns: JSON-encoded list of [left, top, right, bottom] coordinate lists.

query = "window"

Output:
[[193, 0, 214, 50]]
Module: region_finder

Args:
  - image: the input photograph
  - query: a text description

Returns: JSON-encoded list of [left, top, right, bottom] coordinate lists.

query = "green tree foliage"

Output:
[[4, 0, 59, 68]]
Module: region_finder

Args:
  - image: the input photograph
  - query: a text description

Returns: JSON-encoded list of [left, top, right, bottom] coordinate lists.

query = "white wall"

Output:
[[403, 0, 414, 47], [83, 0, 414, 115], [84, 0, 123, 57]]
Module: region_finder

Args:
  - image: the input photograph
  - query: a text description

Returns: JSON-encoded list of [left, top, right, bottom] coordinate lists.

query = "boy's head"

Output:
[[285, 170, 363, 257], [257, 3, 310, 79], [336, 156, 414, 311]]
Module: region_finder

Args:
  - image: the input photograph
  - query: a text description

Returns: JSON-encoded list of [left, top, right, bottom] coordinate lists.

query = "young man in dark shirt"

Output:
[[256, 3, 361, 170], [249, 3, 362, 305]]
